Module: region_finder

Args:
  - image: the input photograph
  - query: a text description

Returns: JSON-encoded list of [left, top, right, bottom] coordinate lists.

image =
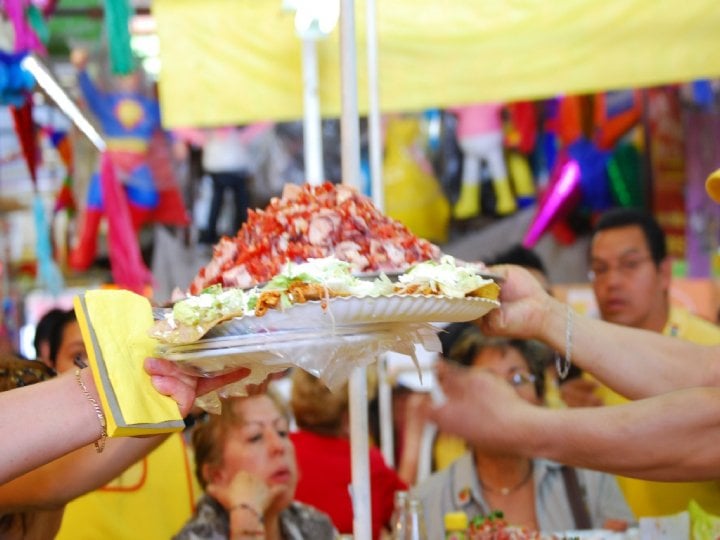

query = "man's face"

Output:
[[589, 225, 670, 330]]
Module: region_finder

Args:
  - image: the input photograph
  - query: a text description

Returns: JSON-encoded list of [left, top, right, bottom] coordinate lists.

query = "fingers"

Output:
[[145, 357, 193, 383], [486, 264, 509, 280], [144, 358, 250, 416], [434, 362, 470, 399], [149, 374, 196, 417], [145, 358, 201, 415], [479, 308, 505, 335], [196, 368, 251, 397]]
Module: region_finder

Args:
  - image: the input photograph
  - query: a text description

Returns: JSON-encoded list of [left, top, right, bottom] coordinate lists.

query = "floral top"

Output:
[[173, 495, 337, 540]]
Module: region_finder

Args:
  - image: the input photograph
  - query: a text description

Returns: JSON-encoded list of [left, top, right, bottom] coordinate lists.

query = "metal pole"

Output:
[[302, 38, 324, 185], [377, 355, 395, 467], [340, 0, 361, 191], [349, 366, 372, 540], [365, 0, 394, 468], [340, 2, 371, 538], [365, 0, 384, 210]]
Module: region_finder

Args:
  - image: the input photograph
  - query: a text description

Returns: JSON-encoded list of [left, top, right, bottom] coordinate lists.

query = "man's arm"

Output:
[[534, 387, 720, 480], [481, 265, 720, 398], [431, 364, 720, 481]]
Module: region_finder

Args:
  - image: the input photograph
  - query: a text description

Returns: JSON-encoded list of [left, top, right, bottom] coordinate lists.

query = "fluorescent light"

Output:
[[20, 55, 106, 152]]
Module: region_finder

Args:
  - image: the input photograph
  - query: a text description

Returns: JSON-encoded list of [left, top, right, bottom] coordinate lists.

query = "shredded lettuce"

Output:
[[399, 255, 492, 298], [172, 287, 247, 326]]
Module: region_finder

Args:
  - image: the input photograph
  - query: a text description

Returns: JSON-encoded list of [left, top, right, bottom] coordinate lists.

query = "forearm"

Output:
[[538, 298, 720, 398], [0, 435, 167, 511], [528, 387, 720, 480], [0, 371, 104, 485]]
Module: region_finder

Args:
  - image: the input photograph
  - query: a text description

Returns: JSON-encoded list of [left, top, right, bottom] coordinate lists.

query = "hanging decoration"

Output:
[[3, 0, 46, 54], [69, 50, 189, 277], [504, 101, 538, 208], [525, 90, 644, 247], [33, 195, 64, 295], [103, 0, 134, 75], [9, 95, 66, 294], [44, 128, 76, 214], [382, 115, 450, 243], [10, 99, 38, 181], [607, 142, 643, 208], [25, 3, 49, 46], [98, 153, 153, 293], [0, 50, 35, 106], [522, 155, 582, 248], [593, 90, 642, 150]]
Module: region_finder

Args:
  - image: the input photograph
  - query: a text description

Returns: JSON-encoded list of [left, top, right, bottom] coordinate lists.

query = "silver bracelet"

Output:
[[555, 305, 573, 380]]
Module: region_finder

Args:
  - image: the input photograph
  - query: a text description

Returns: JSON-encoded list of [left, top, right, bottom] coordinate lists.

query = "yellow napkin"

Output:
[[74, 290, 185, 437]]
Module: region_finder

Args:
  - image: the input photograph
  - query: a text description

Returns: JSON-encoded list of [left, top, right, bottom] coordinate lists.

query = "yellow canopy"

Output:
[[154, 0, 720, 127]]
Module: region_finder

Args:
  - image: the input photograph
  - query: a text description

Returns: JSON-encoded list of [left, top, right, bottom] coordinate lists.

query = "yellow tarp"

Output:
[[154, 0, 720, 127]]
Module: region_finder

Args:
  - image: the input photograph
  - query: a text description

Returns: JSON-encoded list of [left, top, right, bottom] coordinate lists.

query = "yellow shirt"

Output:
[[592, 306, 720, 517], [56, 433, 199, 540]]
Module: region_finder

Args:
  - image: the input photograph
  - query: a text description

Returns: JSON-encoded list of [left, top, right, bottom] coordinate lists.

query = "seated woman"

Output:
[[415, 327, 635, 538], [174, 392, 336, 539], [290, 369, 407, 539]]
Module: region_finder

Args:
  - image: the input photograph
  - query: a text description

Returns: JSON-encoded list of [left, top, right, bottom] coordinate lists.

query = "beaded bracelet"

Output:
[[75, 368, 108, 453]]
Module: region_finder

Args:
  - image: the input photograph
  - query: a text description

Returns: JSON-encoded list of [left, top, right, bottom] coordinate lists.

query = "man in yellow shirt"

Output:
[[560, 208, 720, 518]]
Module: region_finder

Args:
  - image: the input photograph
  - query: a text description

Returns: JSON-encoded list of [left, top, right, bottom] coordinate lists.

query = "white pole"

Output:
[[365, 0, 395, 469], [377, 355, 395, 467], [340, 0, 361, 191], [340, 1, 371, 538], [365, 0, 384, 211], [302, 37, 324, 185], [349, 366, 372, 540]]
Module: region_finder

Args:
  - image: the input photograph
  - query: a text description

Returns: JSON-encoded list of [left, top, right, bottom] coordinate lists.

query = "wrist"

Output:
[[229, 502, 264, 538], [230, 501, 264, 523], [74, 368, 107, 453], [538, 297, 567, 348]]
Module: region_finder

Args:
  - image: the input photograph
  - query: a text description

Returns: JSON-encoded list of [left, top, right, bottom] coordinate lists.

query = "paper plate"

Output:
[[207, 294, 500, 335]]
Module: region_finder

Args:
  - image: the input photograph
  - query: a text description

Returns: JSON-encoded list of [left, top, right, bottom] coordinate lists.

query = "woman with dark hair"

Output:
[[415, 327, 634, 538]]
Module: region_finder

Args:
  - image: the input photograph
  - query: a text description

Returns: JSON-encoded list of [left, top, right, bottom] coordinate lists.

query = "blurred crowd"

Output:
[[2, 207, 720, 539]]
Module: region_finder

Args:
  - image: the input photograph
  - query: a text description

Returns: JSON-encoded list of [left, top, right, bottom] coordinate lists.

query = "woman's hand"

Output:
[[144, 358, 250, 417], [208, 470, 270, 516], [208, 470, 285, 538]]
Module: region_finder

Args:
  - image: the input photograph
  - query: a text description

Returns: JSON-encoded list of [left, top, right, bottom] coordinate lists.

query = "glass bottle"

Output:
[[390, 490, 409, 540], [444, 511, 468, 540], [406, 496, 428, 540]]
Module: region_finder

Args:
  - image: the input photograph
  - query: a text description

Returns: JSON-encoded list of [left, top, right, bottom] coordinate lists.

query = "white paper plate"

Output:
[[207, 294, 499, 335]]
